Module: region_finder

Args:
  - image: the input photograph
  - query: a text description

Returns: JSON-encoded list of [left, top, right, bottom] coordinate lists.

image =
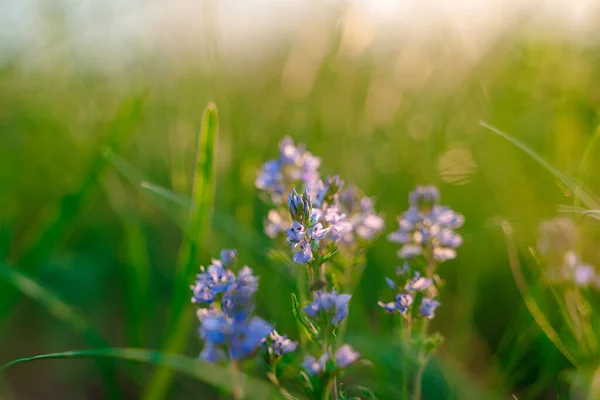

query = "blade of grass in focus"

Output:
[[0, 263, 123, 399], [0, 348, 279, 399], [480, 122, 599, 210], [500, 221, 577, 366], [107, 148, 294, 281], [142, 102, 218, 400], [0, 96, 145, 324]]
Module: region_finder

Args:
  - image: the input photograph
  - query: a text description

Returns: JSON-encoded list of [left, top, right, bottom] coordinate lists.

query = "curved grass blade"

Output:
[[0, 263, 123, 399], [0, 96, 145, 324], [479, 122, 599, 210], [107, 147, 293, 282], [500, 221, 577, 366], [142, 102, 218, 400], [0, 348, 279, 399]]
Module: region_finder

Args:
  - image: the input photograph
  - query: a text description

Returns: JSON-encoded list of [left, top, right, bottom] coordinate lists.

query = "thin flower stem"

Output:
[[332, 377, 339, 400], [230, 360, 244, 400], [412, 247, 436, 400], [269, 362, 296, 400], [297, 267, 308, 347], [412, 318, 430, 400], [401, 315, 412, 400]]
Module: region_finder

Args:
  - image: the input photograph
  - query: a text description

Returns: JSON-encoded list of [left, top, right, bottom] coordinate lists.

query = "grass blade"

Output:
[[142, 102, 218, 400], [479, 122, 599, 210], [500, 221, 577, 366], [0, 263, 123, 399], [0, 348, 279, 399]]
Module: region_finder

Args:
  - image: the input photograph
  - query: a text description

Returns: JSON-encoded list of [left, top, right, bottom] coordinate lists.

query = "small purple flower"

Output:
[[396, 262, 410, 275], [409, 185, 440, 211], [332, 294, 352, 325], [388, 185, 464, 265], [335, 344, 360, 368], [265, 209, 289, 238], [267, 330, 298, 356], [230, 317, 273, 360], [220, 249, 237, 267], [378, 301, 397, 313], [323, 206, 353, 242], [420, 298, 440, 319], [573, 264, 595, 286], [405, 272, 432, 291], [303, 290, 352, 325], [302, 354, 329, 376], [256, 137, 321, 203], [286, 221, 306, 243], [398, 244, 423, 259], [200, 342, 225, 363], [395, 293, 414, 315], [192, 249, 273, 363], [200, 313, 231, 344], [292, 240, 313, 264], [433, 247, 457, 262], [385, 277, 396, 289], [309, 222, 330, 241]]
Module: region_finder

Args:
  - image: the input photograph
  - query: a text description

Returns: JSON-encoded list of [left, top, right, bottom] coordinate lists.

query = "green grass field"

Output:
[[1, 6, 600, 399]]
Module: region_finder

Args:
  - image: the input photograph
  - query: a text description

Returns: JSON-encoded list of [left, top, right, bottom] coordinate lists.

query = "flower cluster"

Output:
[[302, 345, 360, 376], [378, 267, 440, 319], [263, 330, 298, 358], [258, 138, 384, 245], [256, 136, 321, 204], [388, 186, 464, 262], [300, 289, 360, 376], [303, 289, 351, 325], [191, 249, 294, 362], [538, 218, 599, 288], [285, 189, 330, 264]]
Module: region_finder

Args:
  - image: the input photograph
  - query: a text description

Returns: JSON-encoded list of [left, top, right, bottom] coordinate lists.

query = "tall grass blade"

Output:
[[142, 102, 218, 400], [479, 122, 599, 209], [0, 263, 123, 399], [0, 96, 145, 323], [500, 221, 577, 366], [108, 151, 292, 282], [0, 348, 279, 399]]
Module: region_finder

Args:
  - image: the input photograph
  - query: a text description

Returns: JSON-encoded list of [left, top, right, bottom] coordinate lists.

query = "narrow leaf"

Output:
[[479, 122, 599, 209], [1, 348, 279, 399], [143, 102, 218, 400], [0, 263, 123, 398]]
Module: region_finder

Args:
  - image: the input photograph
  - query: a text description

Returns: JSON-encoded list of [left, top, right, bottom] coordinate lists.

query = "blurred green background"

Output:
[[2, 1, 600, 399]]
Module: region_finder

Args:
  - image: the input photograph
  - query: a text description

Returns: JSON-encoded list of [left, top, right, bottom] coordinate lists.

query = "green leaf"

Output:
[[291, 293, 316, 342], [479, 121, 599, 210], [355, 386, 379, 400], [0, 263, 123, 399], [0, 348, 279, 399], [142, 102, 219, 400]]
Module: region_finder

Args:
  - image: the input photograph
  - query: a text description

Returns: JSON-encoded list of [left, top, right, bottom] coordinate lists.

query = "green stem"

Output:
[[231, 360, 244, 400], [401, 315, 412, 400], [412, 246, 436, 400], [320, 376, 333, 400]]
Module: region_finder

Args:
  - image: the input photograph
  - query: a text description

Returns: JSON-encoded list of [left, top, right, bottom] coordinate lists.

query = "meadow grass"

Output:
[[1, 14, 600, 399]]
